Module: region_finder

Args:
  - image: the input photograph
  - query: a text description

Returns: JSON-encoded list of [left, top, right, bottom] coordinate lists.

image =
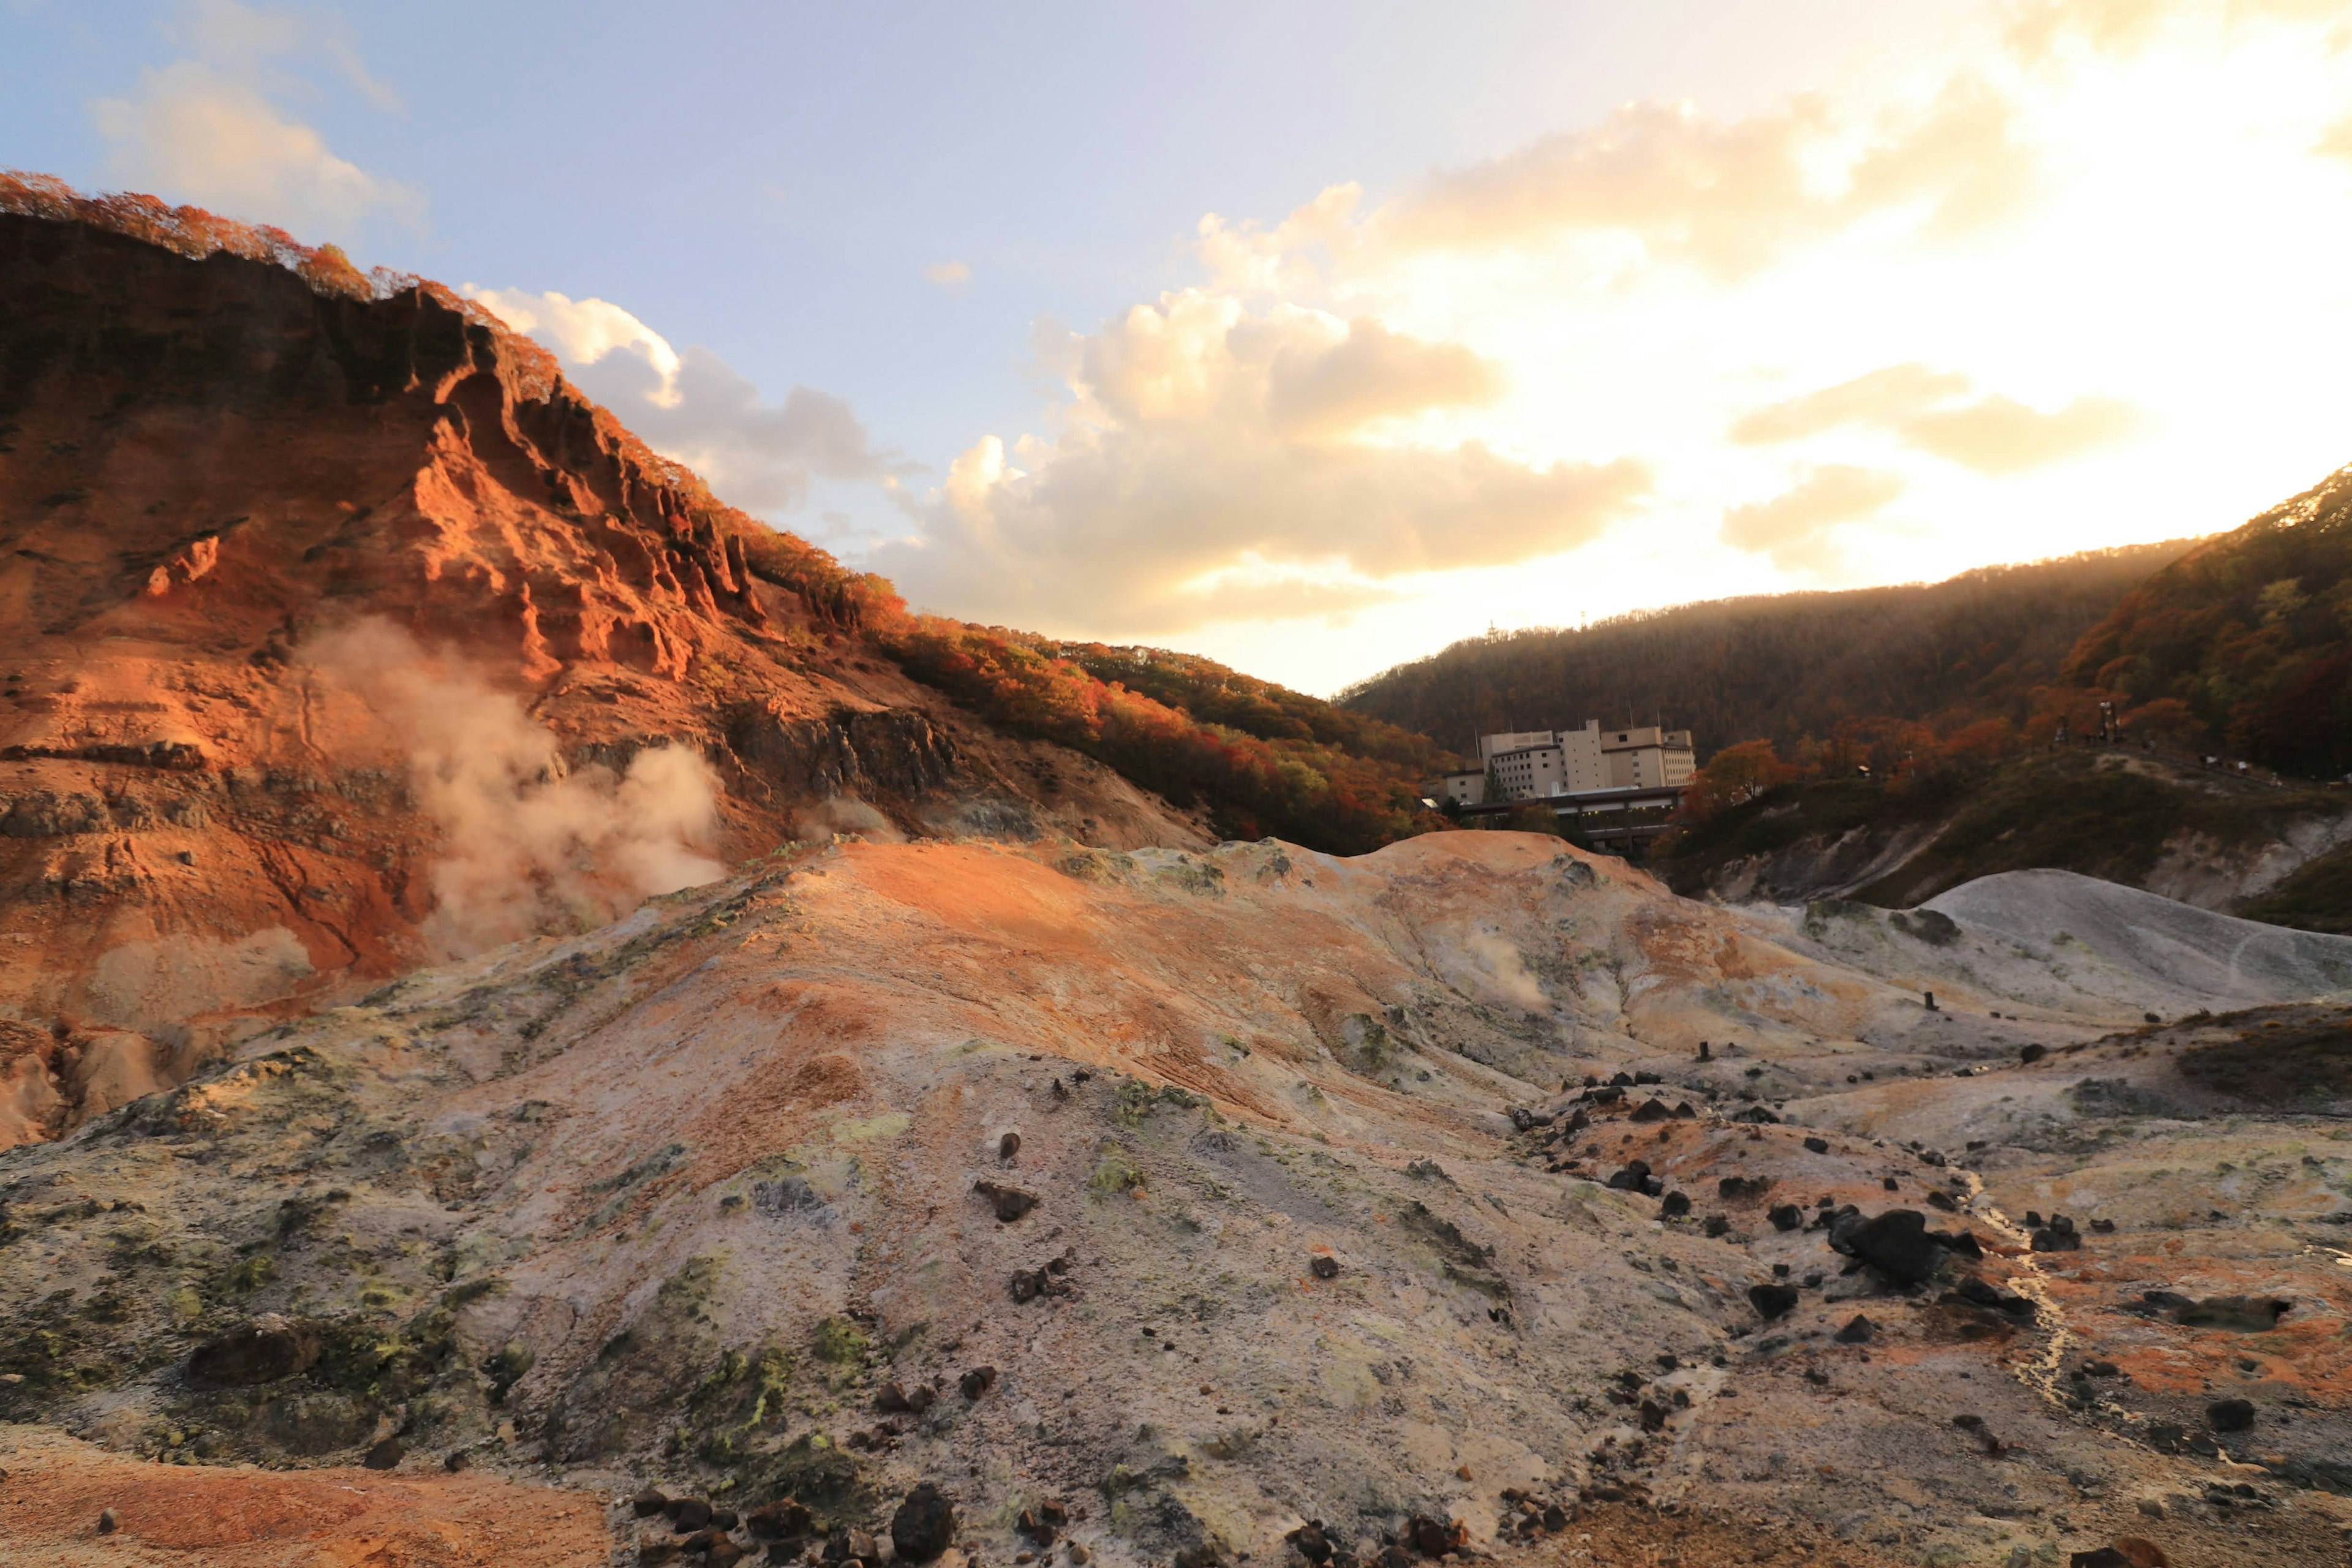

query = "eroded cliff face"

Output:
[[0, 200, 1207, 1145]]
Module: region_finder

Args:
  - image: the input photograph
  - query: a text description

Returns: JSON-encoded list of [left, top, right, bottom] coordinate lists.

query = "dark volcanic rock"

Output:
[[1831, 1209, 1944, 1286], [2207, 1398, 2255, 1433], [892, 1485, 957, 1563], [973, 1180, 1038, 1222], [1748, 1283, 1800, 1319], [1832, 1314, 1875, 1344], [1768, 1204, 1802, 1232]]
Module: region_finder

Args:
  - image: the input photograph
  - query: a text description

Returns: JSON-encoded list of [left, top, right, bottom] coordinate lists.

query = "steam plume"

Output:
[[304, 620, 725, 956]]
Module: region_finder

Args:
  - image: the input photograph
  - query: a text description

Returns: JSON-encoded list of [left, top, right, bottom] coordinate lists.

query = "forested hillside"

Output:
[[1340, 542, 2196, 758], [2064, 462, 2352, 778], [880, 620, 1447, 851]]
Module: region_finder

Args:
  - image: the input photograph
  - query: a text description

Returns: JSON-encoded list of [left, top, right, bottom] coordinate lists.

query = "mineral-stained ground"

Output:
[[3, 831, 2348, 1566]]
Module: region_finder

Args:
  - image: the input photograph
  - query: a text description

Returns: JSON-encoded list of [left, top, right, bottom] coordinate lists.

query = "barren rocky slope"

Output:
[[0, 182, 1208, 1147], [3, 832, 2348, 1566]]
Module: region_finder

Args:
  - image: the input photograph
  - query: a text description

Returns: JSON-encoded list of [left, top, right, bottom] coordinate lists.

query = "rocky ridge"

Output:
[[0, 175, 1208, 1147]]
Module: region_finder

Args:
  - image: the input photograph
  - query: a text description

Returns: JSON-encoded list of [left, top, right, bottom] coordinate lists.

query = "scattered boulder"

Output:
[[2020, 1044, 2048, 1065], [1717, 1176, 1771, 1200], [97, 1507, 119, 1534], [1748, 1283, 1799, 1319], [891, 1486, 957, 1565], [1833, 1314, 1875, 1344], [1629, 1098, 1672, 1124], [361, 1437, 402, 1471], [1950, 1276, 2036, 1317], [1606, 1160, 1651, 1191], [1830, 1210, 1944, 1286], [1659, 1191, 1691, 1219], [669, 1498, 714, 1532], [748, 1500, 815, 1539], [1802, 1137, 1829, 1155], [1286, 1521, 1335, 1564], [1703, 1215, 1730, 1237], [959, 1366, 998, 1400], [1404, 1515, 1464, 1557], [633, 1488, 670, 1517], [1310, 1254, 1340, 1280], [973, 1181, 1038, 1223], [1732, 1107, 1780, 1125], [2206, 1398, 2255, 1433], [1767, 1204, 1802, 1232], [186, 1316, 322, 1390], [2032, 1214, 2082, 1252], [999, 1131, 1022, 1161]]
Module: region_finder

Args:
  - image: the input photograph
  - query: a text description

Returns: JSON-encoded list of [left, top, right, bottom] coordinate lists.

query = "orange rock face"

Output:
[[0, 196, 1206, 1145]]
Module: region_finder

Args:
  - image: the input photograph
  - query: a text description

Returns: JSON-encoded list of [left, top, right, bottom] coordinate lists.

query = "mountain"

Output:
[[0, 174, 1429, 1146], [1338, 541, 2195, 760], [1642, 463, 2352, 921]]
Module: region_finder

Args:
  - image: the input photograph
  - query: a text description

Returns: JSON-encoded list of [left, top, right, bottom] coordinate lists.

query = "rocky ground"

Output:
[[1, 832, 2348, 1566]]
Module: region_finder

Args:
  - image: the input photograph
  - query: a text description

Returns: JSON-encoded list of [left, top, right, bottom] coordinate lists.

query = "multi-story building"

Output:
[[1439, 721, 1695, 806]]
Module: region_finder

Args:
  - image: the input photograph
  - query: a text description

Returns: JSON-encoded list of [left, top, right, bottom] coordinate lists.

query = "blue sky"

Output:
[[7, 1, 2352, 693]]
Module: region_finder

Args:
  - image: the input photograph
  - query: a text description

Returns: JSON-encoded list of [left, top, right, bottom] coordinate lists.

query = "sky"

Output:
[[6, 1, 2352, 696]]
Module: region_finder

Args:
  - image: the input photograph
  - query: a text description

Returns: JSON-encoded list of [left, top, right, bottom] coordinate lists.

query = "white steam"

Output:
[[305, 620, 725, 957], [1463, 931, 1551, 1013]]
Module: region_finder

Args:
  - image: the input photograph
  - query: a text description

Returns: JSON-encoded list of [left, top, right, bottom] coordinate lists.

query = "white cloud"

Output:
[[464, 286, 910, 516], [87, 1, 418, 241], [873, 290, 1647, 633], [1720, 466, 1907, 571], [1198, 76, 2038, 288], [92, 61, 424, 238], [923, 260, 973, 288], [1732, 363, 2149, 473]]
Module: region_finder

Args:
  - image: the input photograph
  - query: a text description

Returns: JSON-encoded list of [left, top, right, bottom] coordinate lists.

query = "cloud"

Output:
[[92, 61, 424, 238], [923, 260, 973, 288], [1720, 466, 1907, 570], [465, 287, 911, 515], [1732, 362, 2149, 472], [1343, 75, 2035, 278], [468, 287, 683, 403], [1263, 317, 1505, 439], [1900, 393, 2146, 472], [176, 0, 404, 111], [2005, 0, 2352, 61], [2320, 112, 2352, 164], [873, 290, 1648, 633]]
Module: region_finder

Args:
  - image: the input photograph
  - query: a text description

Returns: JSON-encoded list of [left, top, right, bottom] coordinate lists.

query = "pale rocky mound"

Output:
[[4, 832, 2346, 1567], [1757, 869, 2352, 1029], [1922, 869, 2352, 1007], [0, 181, 1206, 1148]]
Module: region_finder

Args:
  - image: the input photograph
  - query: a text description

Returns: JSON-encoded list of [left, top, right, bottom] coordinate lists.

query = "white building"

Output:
[[1440, 721, 1695, 806]]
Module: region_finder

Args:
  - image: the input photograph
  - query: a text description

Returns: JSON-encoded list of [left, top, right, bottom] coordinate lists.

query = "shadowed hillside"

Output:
[[1340, 544, 2197, 758]]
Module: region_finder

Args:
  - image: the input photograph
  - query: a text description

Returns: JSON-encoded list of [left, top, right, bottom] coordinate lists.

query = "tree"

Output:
[[1678, 740, 1794, 824]]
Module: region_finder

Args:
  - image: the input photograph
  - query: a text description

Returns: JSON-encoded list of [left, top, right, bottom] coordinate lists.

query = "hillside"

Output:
[[1657, 747, 2352, 914], [2064, 461, 2352, 777], [6, 831, 2351, 1565], [1339, 543, 2195, 760], [0, 173, 1434, 1147]]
